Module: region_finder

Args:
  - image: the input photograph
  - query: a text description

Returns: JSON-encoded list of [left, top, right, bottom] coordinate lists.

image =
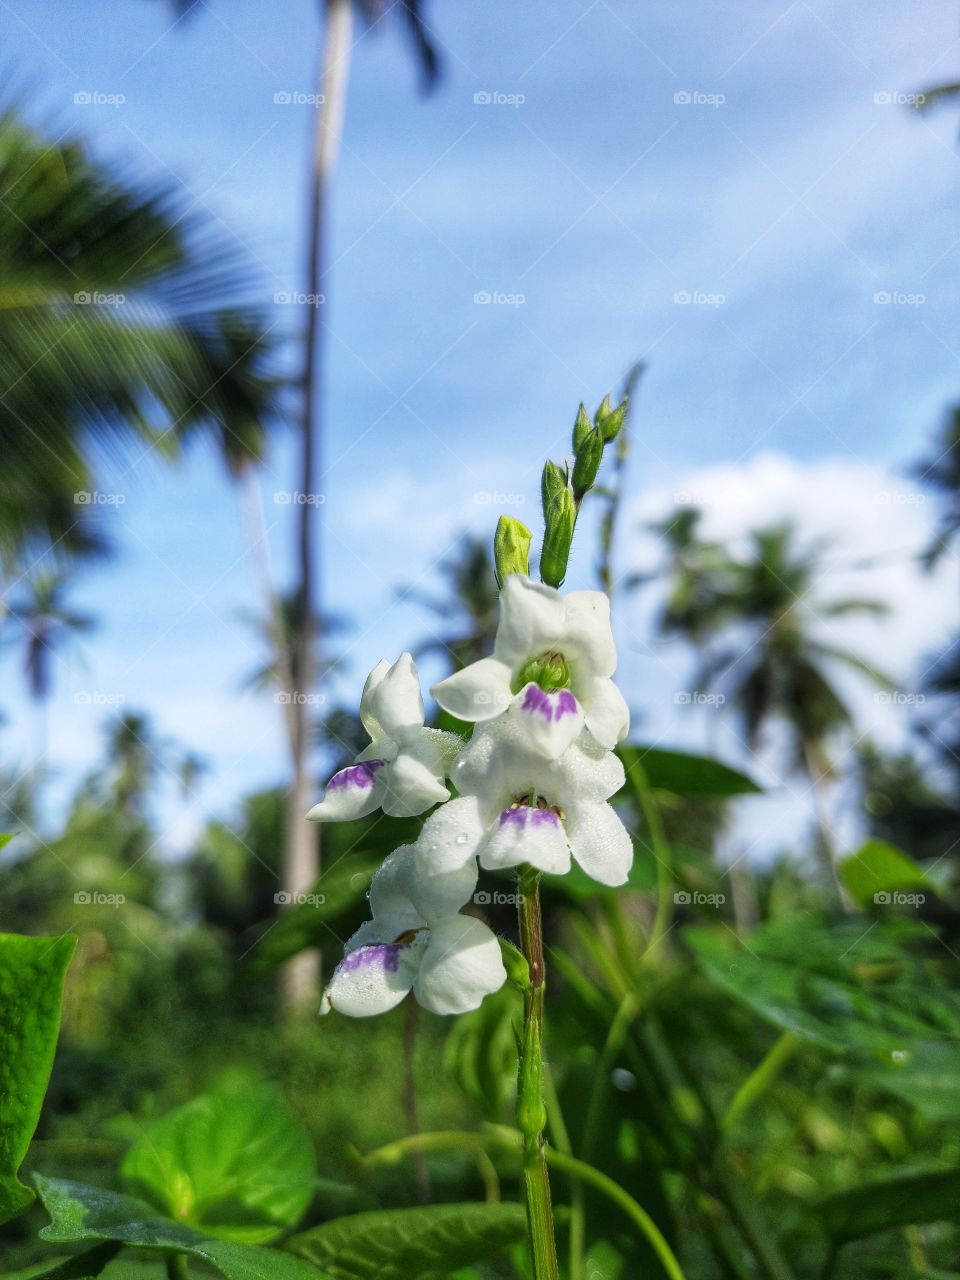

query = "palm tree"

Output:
[[6, 571, 94, 760], [399, 534, 500, 675], [0, 109, 279, 586], [649, 518, 891, 895], [916, 408, 960, 567], [149, 0, 441, 1003]]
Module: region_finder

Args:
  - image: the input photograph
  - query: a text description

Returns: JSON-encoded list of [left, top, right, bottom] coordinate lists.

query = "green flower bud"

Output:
[[572, 402, 592, 452], [571, 424, 604, 498], [499, 938, 531, 992], [598, 397, 628, 442], [594, 393, 613, 427], [540, 459, 566, 520], [494, 515, 531, 586], [541, 485, 575, 588]]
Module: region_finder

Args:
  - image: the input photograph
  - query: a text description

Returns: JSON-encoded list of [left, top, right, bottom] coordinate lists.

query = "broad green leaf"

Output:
[[0, 932, 76, 1224], [0, 834, 15, 852], [0, 1243, 120, 1279], [34, 1176, 326, 1280], [686, 914, 960, 1055], [286, 1203, 528, 1280], [121, 1083, 315, 1243], [839, 839, 930, 908], [851, 1040, 960, 1120], [818, 1166, 960, 1243], [619, 745, 761, 798]]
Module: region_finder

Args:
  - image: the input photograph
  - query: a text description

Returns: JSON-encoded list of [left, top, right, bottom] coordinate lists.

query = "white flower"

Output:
[[431, 575, 629, 760], [414, 704, 633, 887], [307, 654, 460, 822], [321, 845, 506, 1017]]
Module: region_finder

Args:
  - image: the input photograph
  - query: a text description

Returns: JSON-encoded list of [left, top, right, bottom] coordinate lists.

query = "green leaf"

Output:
[[851, 1040, 960, 1120], [0, 1243, 121, 1279], [686, 914, 960, 1055], [0, 834, 15, 852], [33, 1176, 326, 1280], [817, 1167, 960, 1243], [121, 1083, 315, 1243], [0, 932, 76, 1224], [286, 1203, 527, 1280], [619, 744, 761, 798], [839, 839, 930, 908]]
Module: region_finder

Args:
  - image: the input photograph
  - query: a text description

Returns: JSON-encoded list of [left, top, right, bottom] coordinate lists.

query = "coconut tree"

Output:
[[5, 570, 95, 760], [0, 109, 279, 588], [648, 518, 891, 895]]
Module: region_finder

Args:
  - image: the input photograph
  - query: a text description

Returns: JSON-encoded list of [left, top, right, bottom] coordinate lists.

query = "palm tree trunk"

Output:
[[282, 0, 354, 1008], [800, 738, 846, 908]]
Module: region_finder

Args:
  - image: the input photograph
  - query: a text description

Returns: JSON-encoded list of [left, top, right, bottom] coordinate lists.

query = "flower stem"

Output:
[[516, 865, 559, 1280]]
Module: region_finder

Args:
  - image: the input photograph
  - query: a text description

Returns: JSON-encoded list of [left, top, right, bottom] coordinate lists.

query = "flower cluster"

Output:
[[308, 575, 632, 1018]]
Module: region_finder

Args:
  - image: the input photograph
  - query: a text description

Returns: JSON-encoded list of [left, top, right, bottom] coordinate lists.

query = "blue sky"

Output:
[[3, 0, 959, 851]]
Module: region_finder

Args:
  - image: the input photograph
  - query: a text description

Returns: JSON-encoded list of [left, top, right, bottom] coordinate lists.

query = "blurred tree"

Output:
[[4, 570, 94, 758], [399, 533, 500, 674], [916, 407, 960, 566], [0, 110, 280, 580]]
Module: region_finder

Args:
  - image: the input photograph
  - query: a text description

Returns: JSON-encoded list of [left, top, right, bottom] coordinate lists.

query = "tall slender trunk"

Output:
[[282, 0, 354, 1007]]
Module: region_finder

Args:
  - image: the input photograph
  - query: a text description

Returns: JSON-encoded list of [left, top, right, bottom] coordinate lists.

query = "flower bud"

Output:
[[540, 459, 566, 519], [571, 425, 604, 499], [499, 939, 531, 992], [572, 402, 592, 452], [594, 393, 613, 427], [598, 397, 628, 442], [540, 485, 575, 588], [494, 515, 531, 586]]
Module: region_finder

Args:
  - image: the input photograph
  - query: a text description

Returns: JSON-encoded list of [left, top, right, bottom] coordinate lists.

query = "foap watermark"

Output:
[[874, 890, 925, 907], [273, 91, 326, 107], [74, 691, 125, 707], [874, 690, 926, 707], [674, 290, 725, 307], [74, 490, 125, 507], [474, 890, 525, 906], [274, 490, 326, 505], [674, 90, 725, 107], [873, 489, 926, 506], [275, 890, 327, 906], [74, 890, 125, 907], [473, 90, 525, 107], [674, 490, 710, 506], [474, 490, 525, 506], [274, 691, 326, 707], [674, 890, 726, 906], [74, 90, 125, 108], [873, 90, 926, 107], [274, 291, 325, 307], [474, 290, 525, 307], [74, 291, 125, 306], [675, 690, 725, 707], [873, 290, 925, 307]]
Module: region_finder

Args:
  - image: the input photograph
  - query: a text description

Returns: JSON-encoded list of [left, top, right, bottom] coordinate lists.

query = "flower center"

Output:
[[509, 792, 565, 822], [513, 650, 570, 693]]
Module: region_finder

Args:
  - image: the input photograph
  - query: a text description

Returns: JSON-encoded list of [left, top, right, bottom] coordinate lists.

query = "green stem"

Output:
[[516, 866, 559, 1280], [723, 1032, 798, 1133], [581, 992, 640, 1169], [636, 775, 674, 960], [165, 1254, 188, 1280], [543, 1065, 585, 1280]]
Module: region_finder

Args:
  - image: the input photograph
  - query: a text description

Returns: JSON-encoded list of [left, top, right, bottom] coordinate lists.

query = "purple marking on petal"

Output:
[[555, 690, 578, 720], [340, 942, 401, 973], [498, 807, 559, 829], [327, 759, 387, 791], [520, 684, 579, 723]]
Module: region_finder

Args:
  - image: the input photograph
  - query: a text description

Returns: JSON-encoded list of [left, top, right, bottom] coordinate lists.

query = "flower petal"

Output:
[[321, 935, 425, 1017], [479, 806, 571, 876], [306, 760, 386, 822], [365, 653, 425, 740], [359, 659, 391, 739], [581, 677, 630, 749], [415, 795, 485, 876], [565, 800, 633, 886], [380, 751, 449, 818], [414, 916, 506, 1015], [367, 845, 425, 936], [562, 590, 617, 676], [431, 658, 512, 723], [493, 576, 567, 666], [513, 682, 585, 759]]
